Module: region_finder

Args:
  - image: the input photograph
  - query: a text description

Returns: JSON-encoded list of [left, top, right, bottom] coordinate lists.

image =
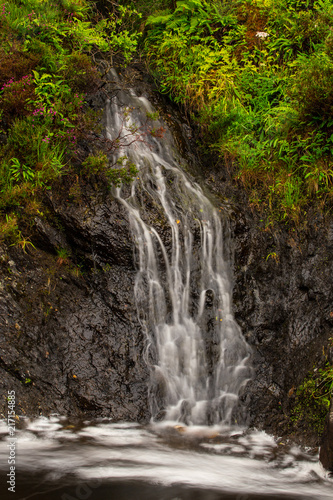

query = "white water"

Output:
[[0, 418, 332, 500], [106, 79, 251, 425]]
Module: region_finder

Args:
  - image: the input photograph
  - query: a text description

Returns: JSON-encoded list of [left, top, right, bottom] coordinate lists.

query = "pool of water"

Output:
[[0, 417, 332, 500]]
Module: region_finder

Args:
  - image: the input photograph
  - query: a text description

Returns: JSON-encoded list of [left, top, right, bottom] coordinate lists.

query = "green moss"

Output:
[[81, 152, 109, 175], [291, 362, 333, 436]]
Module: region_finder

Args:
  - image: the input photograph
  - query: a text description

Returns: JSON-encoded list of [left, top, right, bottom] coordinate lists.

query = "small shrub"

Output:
[[290, 52, 333, 124], [68, 179, 82, 203], [25, 39, 60, 73], [32, 70, 71, 107], [291, 363, 333, 436], [146, 111, 160, 121], [74, 108, 102, 140], [1, 74, 35, 120], [6, 114, 70, 174], [61, 0, 90, 19], [81, 152, 108, 175], [149, 125, 166, 138], [107, 156, 138, 187], [0, 47, 39, 86], [56, 247, 71, 266], [62, 52, 101, 94], [15, 232, 36, 253]]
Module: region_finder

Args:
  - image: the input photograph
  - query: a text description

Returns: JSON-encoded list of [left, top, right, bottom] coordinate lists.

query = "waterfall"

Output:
[[105, 77, 251, 426]]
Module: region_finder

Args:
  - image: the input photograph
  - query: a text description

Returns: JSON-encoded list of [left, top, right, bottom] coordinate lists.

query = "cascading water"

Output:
[[106, 75, 251, 425]]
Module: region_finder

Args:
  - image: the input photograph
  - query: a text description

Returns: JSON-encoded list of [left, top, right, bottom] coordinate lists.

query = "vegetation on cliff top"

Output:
[[2, 0, 333, 243], [0, 0, 140, 246], [128, 0, 333, 223]]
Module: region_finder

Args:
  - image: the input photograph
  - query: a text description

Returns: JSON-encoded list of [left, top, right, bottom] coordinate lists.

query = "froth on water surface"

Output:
[[0, 417, 332, 500]]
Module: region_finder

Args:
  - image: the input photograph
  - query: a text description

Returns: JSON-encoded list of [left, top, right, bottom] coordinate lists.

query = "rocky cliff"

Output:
[[1, 66, 332, 463]]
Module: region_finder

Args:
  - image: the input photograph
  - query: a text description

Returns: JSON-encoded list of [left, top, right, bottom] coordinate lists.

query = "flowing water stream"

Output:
[[106, 75, 251, 425], [0, 418, 332, 500], [1, 77, 332, 499]]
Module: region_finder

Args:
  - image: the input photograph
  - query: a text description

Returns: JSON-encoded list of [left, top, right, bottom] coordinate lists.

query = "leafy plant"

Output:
[[56, 247, 71, 266], [291, 362, 333, 435], [81, 152, 108, 175], [0, 44, 39, 88], [9, 158, 35, 183], [62, 52, 100, 93], [146, 111, 160, 121], [266, 251, 279, 262], [107, 156, 138, 187], [32, 71, 71, 107], [14, 231, 36, 253]]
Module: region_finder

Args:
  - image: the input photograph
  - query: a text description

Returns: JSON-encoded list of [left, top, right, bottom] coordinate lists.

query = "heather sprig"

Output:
[[0, 0, 141, 244]]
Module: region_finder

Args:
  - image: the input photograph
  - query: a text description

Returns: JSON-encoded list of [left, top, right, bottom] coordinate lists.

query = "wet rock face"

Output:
[[233, 216, 333, 442], [204, 167, 333, 448], [0, 75, 153, 422], [320, 398, 333, 472], [0, 193, 150, 422]]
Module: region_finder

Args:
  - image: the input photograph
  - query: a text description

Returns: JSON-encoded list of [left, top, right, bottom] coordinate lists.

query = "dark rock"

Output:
[[206, 161, 333, 444], [34, 217, 70, 253], [320, 398, 333, 471], [45, 193, 136, 269], [0, 195, 149, 422], [0, 132, 7, 145]]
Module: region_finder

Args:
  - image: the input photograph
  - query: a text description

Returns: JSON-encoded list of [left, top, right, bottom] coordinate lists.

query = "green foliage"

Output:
[[81, 152, 108, 175], [9, 158, 35, 183], [290, 52, 333, 123], [98, 5, 143, 64], [81, 153, 138, 186], [107, 156, 138, 187], [56, 247, 71, 265], [291, 362, 333, 435], [0, 214, 19, 243], [0, 0, 143, 245], [121, 0, 172, 20], [146, 111, 160, 121], [4, 116, 68, 187], [14, 232, 36, 253], [266, 251, 279, 262], [140, 0, 333, 221], [32, 70, 71, 107], [145, 0, 240, 104]]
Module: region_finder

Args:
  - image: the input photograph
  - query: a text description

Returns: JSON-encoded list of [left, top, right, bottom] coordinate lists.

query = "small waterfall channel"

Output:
[[106, 74, 251, 426]]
